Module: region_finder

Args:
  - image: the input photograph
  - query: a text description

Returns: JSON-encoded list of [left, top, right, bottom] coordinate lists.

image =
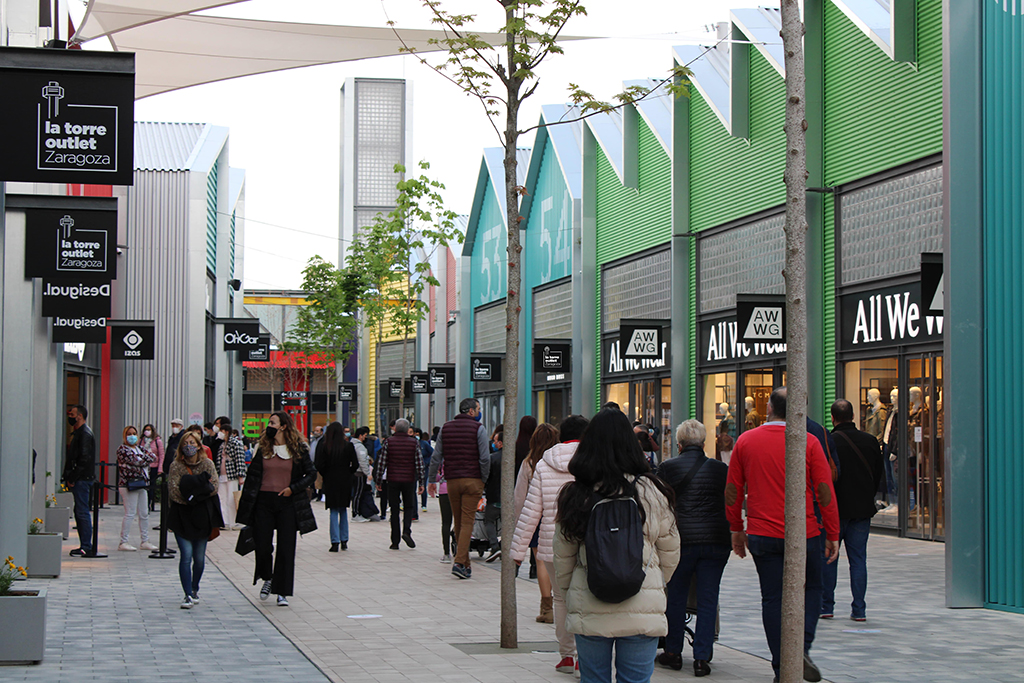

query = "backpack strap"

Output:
[[834, 429, 874, 480]]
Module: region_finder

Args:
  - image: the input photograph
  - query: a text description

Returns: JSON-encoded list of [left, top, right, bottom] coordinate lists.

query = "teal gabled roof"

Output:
[[521, 105, 583, 222], [462, 147, 530, 257]]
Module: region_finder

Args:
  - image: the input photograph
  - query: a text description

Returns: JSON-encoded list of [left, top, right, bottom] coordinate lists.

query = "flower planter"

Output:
[[44, 507, 70, 540], [54, 492, 74, 512], [26, 533, 62, 578], [0, 587, 46, 664]]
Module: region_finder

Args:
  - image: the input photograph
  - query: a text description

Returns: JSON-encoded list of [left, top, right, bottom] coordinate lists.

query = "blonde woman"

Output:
[[116, 425, 157, 552], [236, 412, 318, 607]]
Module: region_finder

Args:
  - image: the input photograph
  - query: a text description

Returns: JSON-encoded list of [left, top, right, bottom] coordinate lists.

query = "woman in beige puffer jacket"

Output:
[[553, 408, 680, 683]]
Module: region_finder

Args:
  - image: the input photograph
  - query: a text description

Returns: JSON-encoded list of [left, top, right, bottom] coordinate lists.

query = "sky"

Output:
[[80, 0, 744, 290]]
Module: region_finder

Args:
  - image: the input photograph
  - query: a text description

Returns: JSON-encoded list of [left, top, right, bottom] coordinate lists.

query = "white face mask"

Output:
[[171, 427, 181, 435], [217, 432, 226, 440], [144, 430, 152, 437]]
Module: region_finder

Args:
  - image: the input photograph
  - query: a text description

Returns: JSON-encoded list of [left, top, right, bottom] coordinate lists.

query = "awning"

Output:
[[73, 0, 248, 43]]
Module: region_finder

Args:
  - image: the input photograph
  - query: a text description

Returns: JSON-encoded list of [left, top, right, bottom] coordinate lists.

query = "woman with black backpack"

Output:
[[553, 408, 679, 683]]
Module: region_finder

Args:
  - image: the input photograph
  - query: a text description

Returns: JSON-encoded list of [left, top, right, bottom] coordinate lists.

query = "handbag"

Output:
[[126, 478, 148, 491], [235, 525, 255, 556], [209, 526, 220, 542]]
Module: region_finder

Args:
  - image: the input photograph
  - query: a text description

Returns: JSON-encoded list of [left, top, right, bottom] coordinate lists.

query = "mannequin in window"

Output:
[[744, 396, 763, 431], [907, 386, 927, 512], [718, 402, 736, 438], [715, 402, 735, 463], [863, 388, 887, 445], [881, 388, 899, 509]]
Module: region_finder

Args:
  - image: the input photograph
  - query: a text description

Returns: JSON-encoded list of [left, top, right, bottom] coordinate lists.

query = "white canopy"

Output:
[[73, 0, 248, 43]]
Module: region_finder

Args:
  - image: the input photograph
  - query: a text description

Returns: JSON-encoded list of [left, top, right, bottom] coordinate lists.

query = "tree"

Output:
[[347, 161, 463, 429], [389, 0, 690, 648], [283, 256, 361, 428]]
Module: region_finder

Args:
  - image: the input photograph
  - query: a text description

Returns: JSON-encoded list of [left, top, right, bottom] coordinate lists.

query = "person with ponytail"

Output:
[[553, 408, 679, 683], [236, 412, 318, 607]]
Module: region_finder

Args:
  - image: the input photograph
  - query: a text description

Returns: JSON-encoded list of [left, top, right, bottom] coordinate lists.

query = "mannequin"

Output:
[[718, 402, 736, 438], [880, 388, 899, 508], [864, 388, 888, 444], [744, 396, 763, 430], [906, 386, 927, 512]]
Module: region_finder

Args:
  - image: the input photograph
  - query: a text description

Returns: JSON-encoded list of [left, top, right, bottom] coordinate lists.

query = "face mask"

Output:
[[473, 411, 482, 422], [344, 431, 351, 438], [182, 443, 199, 458], [67, 416, 77, 426], [217, 432, 226, 440], [648, 429, 654, 435], [144, 430, 152, 437], [265, 426, 278, 441], [171, 427, 181, 435], [127, 435, 138, 445]]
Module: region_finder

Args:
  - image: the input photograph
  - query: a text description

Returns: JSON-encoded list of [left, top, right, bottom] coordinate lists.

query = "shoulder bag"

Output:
[[834, 430, 875, 479]]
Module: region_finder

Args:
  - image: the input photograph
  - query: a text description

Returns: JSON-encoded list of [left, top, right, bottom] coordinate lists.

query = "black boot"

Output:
[[340, 541, 348, 550], [329, 543, 339, 552]]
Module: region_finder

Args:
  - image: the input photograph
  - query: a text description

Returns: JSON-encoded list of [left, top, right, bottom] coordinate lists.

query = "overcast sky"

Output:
[[95, 0, 743, 290]]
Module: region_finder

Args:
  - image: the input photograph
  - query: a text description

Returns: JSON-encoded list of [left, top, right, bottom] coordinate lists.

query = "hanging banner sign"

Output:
[[427, 363, 455, 390], [470, 355, 503, 382], [337, 383, 357, 402], [246, 334, 271, 361], [920, 253, 943, 314], [221, 319, 261, 350], [839, 281, 943, 352], [604, 331, 671, 378], [389, 379, 403, 398], [698, 317, 787, 369], [51, 315, 106, 343], [0, 47, 135, 185], [533, 342, 571, 373], [24, 207, 118, 279], [41, 277, 112, 317], [109, 320, 155, 360], [619, 319, 668, 358], [736, 294, 786, 344], [410, 371, 433, 394]]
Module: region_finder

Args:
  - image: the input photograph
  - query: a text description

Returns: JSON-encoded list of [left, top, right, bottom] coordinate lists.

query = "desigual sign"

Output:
[[109, 321, 155, 360], [41, 277, 112, 317], [221, 320, 261, 351], [51, 315, 106, 343], [0, 47, 134, 185], [25, 208, 117, 279], [839, 282, 943, 352]]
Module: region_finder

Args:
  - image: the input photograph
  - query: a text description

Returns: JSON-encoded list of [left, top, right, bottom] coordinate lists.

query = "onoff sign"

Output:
[[109, 321, 155, 360], [222, 319, 261, 351]]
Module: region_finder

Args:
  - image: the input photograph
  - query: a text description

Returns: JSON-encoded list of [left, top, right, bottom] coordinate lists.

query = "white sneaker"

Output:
[[352, 515, 366, 523], [180, 595, 194, 610], [277, 595, 289, 607], [191, 592, 200, 604], [118, 543, 137, 551], [139, 541, 158, 551], [440, 554, 452, 564]]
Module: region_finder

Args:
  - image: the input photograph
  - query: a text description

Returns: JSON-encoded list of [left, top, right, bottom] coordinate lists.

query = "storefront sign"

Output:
[[0, 47, 135, 185], [533, 342, 571, 373], [471, 355, 503, 382], [427, 363, 455, 390], [410, 371, 433, 394], [619, 319, 668, 358], [221, 319, 261, 350], [109, 320, 155, 360], [24, 207, 118, 279], [604, 333, 671, 378], [245, 334, 271, 361], [698, 317, 787, 368], [839, 282, 943, 352], [736, 295, 786, 343], [921, 253, 943, 314], [51, 315, 106, 343], [41, 277, 112, 317], [337, 384, 357, 402], [389, 379, 403, 398]]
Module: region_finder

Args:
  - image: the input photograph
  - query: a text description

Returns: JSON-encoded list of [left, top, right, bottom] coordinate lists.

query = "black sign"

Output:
[[736, 294, 786, 344], [619, 319, 668, 358], [921, 253, 943, 314], [0, 47, 135, 185], [337, 384, 357, 402], [604, 331, 671, 378], [410, 371, 433, 394], [389, 379, 403, 398], [533, 342, 571, 373], [222, 319, 261, 351], [839, 282, 943, 352], [109, 320, 155, 360], [246, 334, 271, 362], [41, 277, 112, 317], [698, 317, 787, 368], [51, 315, 106, 343], [471, 355, 503, 382], [427, 363, 455, 390], [25, 207, 117, 279]]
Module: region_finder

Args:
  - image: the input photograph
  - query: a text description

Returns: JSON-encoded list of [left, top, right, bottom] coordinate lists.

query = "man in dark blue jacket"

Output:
[[63, 404, 96, 557]]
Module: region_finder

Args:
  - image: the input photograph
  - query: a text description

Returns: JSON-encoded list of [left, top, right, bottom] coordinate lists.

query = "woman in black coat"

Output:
[[315, 422, 359, 552], [236, 411, 317, 607]]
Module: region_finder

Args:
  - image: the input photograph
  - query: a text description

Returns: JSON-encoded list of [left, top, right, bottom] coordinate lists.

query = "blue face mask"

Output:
[[126, 434, 138, 445], [473, 411, 482, 422]]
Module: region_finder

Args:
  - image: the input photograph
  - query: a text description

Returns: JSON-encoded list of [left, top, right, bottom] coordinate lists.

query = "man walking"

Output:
[[822, 398, 884, 622], [427, 398, 490, 579], [63, 404, 96, 557], [726, 388, 839, 683], [350, 426, 375, 521], [375, 419, 425, 549]]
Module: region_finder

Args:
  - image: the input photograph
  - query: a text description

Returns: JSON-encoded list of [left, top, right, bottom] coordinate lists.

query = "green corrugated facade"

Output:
[[206, 164, 218, 275]]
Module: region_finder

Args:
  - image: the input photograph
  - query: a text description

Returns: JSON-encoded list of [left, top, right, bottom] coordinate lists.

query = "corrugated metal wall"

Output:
[[823, 0, 943, 186], [205, 165, 218, 274], [688, 49, 786, 233], [123, 170, 193, 432], [984, 0, 1024, 612]]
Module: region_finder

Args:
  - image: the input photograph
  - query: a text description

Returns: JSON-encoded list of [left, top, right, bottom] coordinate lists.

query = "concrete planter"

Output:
[[44, 507, 70, 540], [0, 587, 46, 664], [54, 492, 73, 513], [26, 534, 62, 578]]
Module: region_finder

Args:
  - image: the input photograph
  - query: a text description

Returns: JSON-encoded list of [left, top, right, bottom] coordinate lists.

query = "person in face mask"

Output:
[[164, 419, 185, 476], [141, 423, 165, 512], [116, 425, 158, 551]]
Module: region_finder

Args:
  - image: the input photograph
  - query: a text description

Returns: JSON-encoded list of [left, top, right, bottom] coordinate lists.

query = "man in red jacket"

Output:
[[726, 387, 839, 683]]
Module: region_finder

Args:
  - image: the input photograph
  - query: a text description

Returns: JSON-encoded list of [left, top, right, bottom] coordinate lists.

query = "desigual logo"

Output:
[[224, 331, 258, 345]]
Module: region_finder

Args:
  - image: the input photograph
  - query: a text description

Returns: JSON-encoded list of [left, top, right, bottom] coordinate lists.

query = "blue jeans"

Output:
[[665, 544, 730, 661], [575, 634, 658, 683], [747, 534, 823, 677], [71, 480, 94, 552], [329, 506, 350, 544], [821, 518, 870, 618], [175, 534, 208, 598]]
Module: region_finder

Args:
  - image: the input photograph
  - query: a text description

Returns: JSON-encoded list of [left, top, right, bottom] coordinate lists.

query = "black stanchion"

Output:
[[81, 481, 108, 559], [149, 476, 175, 560]]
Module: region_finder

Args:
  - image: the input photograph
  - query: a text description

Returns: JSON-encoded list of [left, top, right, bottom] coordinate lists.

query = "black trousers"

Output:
[[378, 481, 388, 519], [387, 481, 417, 545], [253, 491, 298, 596]]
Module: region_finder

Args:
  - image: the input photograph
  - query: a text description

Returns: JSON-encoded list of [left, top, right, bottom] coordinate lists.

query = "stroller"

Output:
[[468, 495, 498, 557]]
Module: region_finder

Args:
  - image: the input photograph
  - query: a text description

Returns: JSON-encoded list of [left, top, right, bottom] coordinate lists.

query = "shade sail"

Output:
[[73, 0, 247, 43]]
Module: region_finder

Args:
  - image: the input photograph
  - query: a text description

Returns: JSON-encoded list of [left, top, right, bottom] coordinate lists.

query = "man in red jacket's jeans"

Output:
[[726, 387, 840, 683]]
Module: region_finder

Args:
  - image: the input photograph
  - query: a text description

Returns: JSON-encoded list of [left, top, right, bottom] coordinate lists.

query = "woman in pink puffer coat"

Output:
[[512, 414, 590, 676]]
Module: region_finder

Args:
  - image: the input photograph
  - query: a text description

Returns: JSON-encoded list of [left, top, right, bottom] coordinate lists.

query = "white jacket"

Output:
[[511, 442, 577, 563]]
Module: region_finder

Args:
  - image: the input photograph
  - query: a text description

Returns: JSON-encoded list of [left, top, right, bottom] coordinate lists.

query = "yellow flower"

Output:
[[20, 570, 27, 576]]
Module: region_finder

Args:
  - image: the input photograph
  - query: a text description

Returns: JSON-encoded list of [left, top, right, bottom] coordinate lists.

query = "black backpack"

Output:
[[585, 485, 647, 603]]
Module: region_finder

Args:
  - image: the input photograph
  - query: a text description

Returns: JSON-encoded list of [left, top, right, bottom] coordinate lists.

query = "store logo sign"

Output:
[[38, 81, 118, 175], [427, 364, 455, 389], [42, 277, 112, 317], [472, 358, 493, 382], [736, 295, 786, 344], [222, 320, 261, 350], [606, 338, 669, 375], [337, 384, 356, 402], [841, 284, 943, 352], [699, 318, 787, 367], [109, 320, 154, 360], [533, 342, 571, 374], [411, 372, 431, 394], [542, 346, 562, 368]]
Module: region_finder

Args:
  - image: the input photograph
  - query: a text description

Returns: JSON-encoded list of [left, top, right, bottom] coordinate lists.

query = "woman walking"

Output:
[[655, 420, 730, 676], [315, 422, 359, 552], [435, 462, 454, 563], [116, 425, 158, 552], [141, 424, 164, 512], [166, 430, 223, 609], [236, 412, 317, 607], [553, 408, 679, 683], [510, 414, 590, 675], [513, 422, 560, 623]]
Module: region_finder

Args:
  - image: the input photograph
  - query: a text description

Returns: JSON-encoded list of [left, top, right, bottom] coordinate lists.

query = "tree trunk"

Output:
[[780, 1, 809, 681], [499, 1, 521, 651]]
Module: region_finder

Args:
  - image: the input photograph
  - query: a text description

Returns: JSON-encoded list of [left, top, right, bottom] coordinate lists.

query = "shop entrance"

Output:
[[604, 378, 672, 464], [534, 387, 569, 427], [905, 353, 944, 540], [699, 364, 785, 462]]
